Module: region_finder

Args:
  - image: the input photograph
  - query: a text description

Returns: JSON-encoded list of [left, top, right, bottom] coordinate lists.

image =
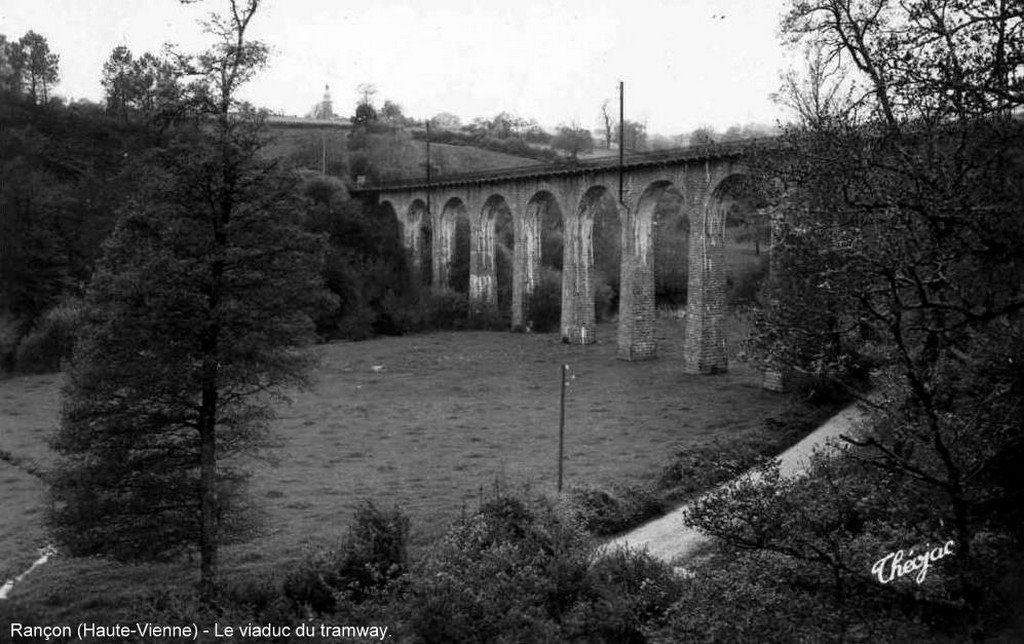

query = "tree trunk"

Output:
[[198, 356, 219, 599]]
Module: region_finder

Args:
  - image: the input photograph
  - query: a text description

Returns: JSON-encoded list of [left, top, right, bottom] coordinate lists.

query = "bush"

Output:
[[426, 288, 469, 330], [561, 483, 666, 536], [647, 549, 933, 643], [14, 298, 83, 373], [726, 254, 770, 307], [0, 312, 23, 374], [593, 275, 618, 323], [401, 490, 684, 643], [466, 301, 508, 331], [525, 268, 561, 332], [283, 501, 410, 615]]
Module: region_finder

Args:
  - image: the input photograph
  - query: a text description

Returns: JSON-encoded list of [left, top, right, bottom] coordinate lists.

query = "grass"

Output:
[[0, 319, 790, 620]]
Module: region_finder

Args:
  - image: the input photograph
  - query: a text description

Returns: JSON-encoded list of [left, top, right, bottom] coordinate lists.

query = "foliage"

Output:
[[7, 30, 59, 105], [706, 0, 1024, 629], [0, 85, 160, 370], [560, 402, 840, 538], [48, 0, 332, 595], [283, 501, 409, 614], [101, 45, 182, 127], [726, 253, 769, 306], [524, 268, 562, 333], [402, 492, 684, 643], [297, 172, 413, 339], [551, 123, 594, 159], [413, 126, 559, 163], [13, 297, 82, 373], [647, 548, 934, 643], [614, 119, 647, 151]]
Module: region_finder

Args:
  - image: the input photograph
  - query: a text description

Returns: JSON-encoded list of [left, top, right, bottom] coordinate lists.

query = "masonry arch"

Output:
[[479, 194, 515, 322], [617, 180, 689, 359], [439, 197, 471, 292], [519, 189, 563, 331], [407, 199, 431, 285], [563, 184, 620, 343], [682, 171, 763, 373], [714, 173, 770, 305]]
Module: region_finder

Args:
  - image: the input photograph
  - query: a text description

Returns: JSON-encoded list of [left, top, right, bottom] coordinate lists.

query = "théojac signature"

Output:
[[871, 540, 955, 585]]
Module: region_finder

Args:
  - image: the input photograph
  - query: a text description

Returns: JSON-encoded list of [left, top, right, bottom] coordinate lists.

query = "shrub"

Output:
[[426, 288, 469, 330], [466, 301, 508, 331], [402, 490, 683, 643], [647, 549, 933, 643], [14, 298, 83, 373], [593, 275, 618, 323], [525, 268, 561, 332], [283, 501, 409, 615], [726, 254, 769, 306], [0, 312, 23, 374], [561, 483, 666, 536]]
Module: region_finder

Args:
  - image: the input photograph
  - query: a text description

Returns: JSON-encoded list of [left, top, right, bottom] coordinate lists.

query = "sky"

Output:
[[0, 0, 799, 136]]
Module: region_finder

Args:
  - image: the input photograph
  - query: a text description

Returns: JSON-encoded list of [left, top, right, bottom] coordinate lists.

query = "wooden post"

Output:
[[558, 363, 568, 493]]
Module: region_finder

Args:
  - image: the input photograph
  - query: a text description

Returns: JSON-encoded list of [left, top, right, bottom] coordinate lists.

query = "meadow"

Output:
[[0, 318, 789, 618]]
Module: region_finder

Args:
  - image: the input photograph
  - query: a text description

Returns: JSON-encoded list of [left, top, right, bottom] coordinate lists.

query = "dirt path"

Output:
[[603, 402, 866, 563]]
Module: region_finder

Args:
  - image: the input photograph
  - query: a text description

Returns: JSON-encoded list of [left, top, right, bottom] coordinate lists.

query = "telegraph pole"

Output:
[[618, 80, 625, 204], [426, 120, 432, 217]]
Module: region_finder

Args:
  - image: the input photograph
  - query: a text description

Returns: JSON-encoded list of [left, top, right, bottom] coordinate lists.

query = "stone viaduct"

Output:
[[353, 140, 777, 376]]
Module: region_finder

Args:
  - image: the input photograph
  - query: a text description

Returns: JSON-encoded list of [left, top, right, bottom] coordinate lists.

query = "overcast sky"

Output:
[[1, 0, 798, 135]]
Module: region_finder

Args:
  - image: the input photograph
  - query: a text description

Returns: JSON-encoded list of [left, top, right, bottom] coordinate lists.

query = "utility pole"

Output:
[[619, 80, 625, 204], [425, 120, 432, 218]]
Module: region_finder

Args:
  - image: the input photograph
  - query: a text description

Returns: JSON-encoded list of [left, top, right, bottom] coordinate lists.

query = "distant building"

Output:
[[309, 84, 335, 120]]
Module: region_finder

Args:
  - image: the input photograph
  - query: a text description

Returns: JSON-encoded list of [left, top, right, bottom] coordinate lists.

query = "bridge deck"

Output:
[[352, 136, 781, 192]]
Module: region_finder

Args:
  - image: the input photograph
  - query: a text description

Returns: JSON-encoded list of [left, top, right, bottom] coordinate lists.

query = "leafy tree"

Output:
[[429, 111, 461, 130], [599, 99, 614, 149], [0, 34, 16, 94], [13, 31, 59, 104], [732, 0, 1024, 610], [613, 119, 647, 151], [353, 101, 377, 126], [49, 0, 331, 597], [101, 45, 134, 121], [551, 122, 593, 159], [689, 125, 715, 145], [379, 99, 404, 126]]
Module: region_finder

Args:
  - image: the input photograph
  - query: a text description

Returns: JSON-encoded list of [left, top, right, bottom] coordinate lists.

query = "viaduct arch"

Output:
[[361, 142, 775, 376]]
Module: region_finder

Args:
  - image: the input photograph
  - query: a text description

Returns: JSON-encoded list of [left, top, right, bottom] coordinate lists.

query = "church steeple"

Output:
[[313, 83, 334, 119]]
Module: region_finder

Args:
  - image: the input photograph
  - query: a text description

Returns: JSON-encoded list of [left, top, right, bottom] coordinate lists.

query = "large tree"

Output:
[[12, 31, 59, 104], [551, 122, 594, 160], [49, 0, 331, 596], [721, 0, 1024, 608]]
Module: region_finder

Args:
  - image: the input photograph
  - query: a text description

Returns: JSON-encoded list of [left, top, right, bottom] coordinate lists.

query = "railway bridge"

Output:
[[353, 139, 780, 376]]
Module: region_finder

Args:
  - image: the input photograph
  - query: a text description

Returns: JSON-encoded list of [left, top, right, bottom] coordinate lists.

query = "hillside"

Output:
[[262, 124, 543, 184]]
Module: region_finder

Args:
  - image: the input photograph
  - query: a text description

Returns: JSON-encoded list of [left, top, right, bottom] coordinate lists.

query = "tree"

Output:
[[689, 125, 715, 145], [735, 0, 1024, 607], [15, 31, 59, 104], [613, 119, 647, 151], [429, 112, 461, 130], [356, 82, 377, 107], [353, 101, 377, 126], [49, 0, 331, 597], [101, 46, 134, 121], [0, 34, 16, 94], [379, 99, 404, 126], [772, 42, 862, 128], [551, 122, 593, 160], [599, 99, 614, 149]]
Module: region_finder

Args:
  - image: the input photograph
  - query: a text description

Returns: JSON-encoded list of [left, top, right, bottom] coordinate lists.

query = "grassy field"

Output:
[[0, 319, 789, 618]]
